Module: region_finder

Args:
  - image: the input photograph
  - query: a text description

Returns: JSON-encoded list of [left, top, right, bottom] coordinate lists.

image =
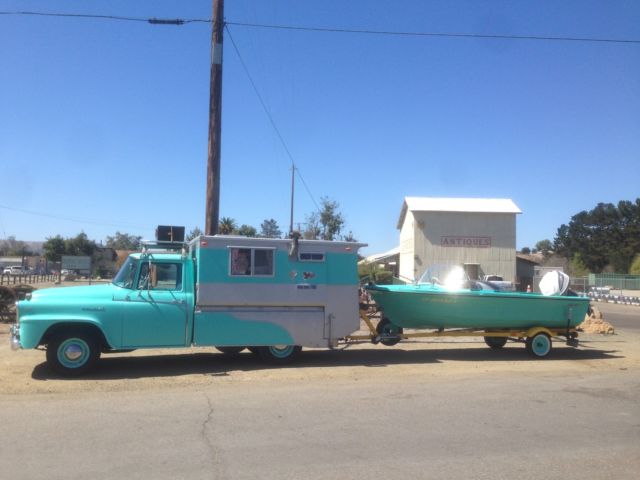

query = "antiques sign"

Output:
[[441, 236, 491, 248]]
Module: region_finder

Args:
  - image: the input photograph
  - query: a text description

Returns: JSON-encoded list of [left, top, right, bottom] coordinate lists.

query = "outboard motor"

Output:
[[539, 270, 570, 296]]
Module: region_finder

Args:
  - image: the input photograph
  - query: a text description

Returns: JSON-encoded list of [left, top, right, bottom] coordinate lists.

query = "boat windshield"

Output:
[[418, 264, 469, 289], [112, 257, 139, 289]]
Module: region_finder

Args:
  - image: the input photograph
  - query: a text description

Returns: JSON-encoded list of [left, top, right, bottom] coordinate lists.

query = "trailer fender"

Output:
[[524, 327, 554, 339]]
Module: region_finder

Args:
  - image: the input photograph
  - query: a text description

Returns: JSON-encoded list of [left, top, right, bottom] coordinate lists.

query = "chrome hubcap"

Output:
[[63, 344, 84, 361]]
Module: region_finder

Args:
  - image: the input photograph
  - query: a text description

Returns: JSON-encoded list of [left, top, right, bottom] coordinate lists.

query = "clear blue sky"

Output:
[[1, 0, 638, 255]]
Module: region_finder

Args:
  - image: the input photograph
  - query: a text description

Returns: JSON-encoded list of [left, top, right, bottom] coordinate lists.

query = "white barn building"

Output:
[[398, 197, 522, 283]]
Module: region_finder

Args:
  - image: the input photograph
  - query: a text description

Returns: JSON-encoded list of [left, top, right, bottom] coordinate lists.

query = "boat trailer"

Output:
[[344, 308, 579, 359]]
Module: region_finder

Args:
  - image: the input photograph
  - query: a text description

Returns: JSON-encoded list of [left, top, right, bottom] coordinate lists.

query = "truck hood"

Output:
[[20, 283, 118, 305]]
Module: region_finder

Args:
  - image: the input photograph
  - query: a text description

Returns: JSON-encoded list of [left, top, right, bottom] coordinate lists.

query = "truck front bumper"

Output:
[[10, 324, 21, 350]]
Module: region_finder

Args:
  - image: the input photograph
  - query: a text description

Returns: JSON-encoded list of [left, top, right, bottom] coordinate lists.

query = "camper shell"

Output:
[[190, 235, 364, 348]]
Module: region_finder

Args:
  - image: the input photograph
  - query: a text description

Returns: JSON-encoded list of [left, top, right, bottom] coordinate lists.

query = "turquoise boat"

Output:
[[365, 266, 591, 331]]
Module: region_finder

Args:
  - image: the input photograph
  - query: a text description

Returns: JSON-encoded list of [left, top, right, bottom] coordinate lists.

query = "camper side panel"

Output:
[[192, 238, 361, 347]]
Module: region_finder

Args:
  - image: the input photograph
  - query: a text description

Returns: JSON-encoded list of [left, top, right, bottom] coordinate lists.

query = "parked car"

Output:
[[4, 266, 24, 275]]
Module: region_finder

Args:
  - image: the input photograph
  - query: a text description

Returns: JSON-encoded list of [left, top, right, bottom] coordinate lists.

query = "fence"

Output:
[[588, 273, 640, 290], [0, 274, 57, 286]]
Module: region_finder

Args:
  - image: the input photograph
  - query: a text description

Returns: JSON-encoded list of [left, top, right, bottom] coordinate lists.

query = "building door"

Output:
[[463, 263, 480, 280]]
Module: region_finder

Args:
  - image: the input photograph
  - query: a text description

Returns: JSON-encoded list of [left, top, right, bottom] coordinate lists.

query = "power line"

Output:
[[3, 11, 637, 45], [0, 10, 209, 25], [225, 24, 321, 213], [226, 21, 640, 45], [0, 204, 154, 230]]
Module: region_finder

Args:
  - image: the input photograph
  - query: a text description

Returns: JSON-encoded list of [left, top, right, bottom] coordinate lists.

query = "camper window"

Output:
[[299, 252, 325, 262], [230, 248, 274, 277]]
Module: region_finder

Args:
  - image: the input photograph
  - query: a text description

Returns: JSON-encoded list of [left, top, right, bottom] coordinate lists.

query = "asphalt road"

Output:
[[2, 362, 639, 479], [596, 302, 640, 330]]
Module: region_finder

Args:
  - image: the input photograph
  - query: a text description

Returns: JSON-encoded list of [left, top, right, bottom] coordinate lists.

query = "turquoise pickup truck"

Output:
[[11, 234, 364, 375]]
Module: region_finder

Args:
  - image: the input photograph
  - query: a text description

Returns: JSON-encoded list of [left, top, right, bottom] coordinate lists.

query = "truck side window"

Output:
[[137, 263, 182, 291]]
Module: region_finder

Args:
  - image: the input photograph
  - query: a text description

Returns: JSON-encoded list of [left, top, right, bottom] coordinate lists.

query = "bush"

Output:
[[630, 254, 640, 275]]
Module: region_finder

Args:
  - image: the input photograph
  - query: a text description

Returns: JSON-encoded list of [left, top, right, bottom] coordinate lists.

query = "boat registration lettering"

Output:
[[422, 297, 456, 304]]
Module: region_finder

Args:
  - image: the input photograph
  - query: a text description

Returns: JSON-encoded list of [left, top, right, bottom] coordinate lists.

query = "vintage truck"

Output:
[[10, 231, 365, 375]]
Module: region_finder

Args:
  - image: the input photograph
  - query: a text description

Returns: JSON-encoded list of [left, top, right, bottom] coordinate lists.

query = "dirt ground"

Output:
[[2, 323, 638, 396], [2, 279, 638, 395]]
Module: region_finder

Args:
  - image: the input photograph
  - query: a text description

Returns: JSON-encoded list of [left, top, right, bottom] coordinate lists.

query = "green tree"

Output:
[[521, 247, 531, 254], [302, 212, 322, 240], [260, 219, 282, 238], [43, 235, 66, 262], [568, 253, 590, 277], [319, 197, 345, 240], [342, 231, 357, 242], [554, 199, 640, 273], [218, 217, 237, 235], [237, 224, 257, 237], [303, 197, 345, 240], [186, 227, 203, 241], [65, 232, 97, 257], [535, 239, 553, 256], [105, 231, 141, 250], [630, 254, 640, 275]]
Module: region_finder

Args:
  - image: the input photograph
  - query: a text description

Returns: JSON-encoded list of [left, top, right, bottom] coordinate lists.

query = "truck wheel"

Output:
[[215, 346, 246, 355], [46, 331, 100, 376], [376, 317, 403, 346], [484, 336, 508, 349], [526, 333, 552, 358], [258, 345, 301, 363]]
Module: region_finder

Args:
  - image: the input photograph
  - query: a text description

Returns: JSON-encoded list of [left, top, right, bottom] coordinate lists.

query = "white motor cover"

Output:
[[539, 270, 570, 296]]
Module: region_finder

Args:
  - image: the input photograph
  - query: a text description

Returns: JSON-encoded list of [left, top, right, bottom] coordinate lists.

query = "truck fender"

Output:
[[40, 321, 112, 351]]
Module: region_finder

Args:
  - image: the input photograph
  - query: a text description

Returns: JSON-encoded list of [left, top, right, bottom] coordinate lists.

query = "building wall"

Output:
[[407, 211, 517, 282], [398, 210, 415, 281]]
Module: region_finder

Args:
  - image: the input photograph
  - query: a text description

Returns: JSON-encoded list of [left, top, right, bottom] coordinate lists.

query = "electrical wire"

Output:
[[0, 204, 154, 230], [225, 24, 321, 213], [226, 21, 640, 45], [0, 10, 209, 25], [2, 11, 638, 45]]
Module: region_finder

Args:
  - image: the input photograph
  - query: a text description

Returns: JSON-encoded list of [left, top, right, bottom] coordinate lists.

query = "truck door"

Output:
[[120, 261, 188, 348]]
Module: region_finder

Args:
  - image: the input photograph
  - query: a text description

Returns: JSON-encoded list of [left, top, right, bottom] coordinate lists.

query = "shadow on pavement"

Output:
[[30, 343, 624, 381]]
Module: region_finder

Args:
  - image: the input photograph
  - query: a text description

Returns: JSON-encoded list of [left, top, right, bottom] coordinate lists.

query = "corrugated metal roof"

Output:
[[398, 197, 522, 229], [362, 246, 400, 264]]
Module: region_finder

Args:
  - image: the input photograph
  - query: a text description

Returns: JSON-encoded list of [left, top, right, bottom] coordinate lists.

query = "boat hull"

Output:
[[366, 285, 590, 330]]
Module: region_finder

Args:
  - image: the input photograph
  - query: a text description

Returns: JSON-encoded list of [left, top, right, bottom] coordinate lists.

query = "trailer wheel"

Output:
[[46, 331, 100, 376], [526, 332, 552, 358], [215, 346, 246, 355], [376, 318, 403, 346], [484, 336, 508, 349], [258, 345, 301, 363]]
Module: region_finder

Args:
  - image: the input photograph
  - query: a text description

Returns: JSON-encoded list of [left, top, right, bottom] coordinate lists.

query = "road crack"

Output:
[[201, 393, 226, 479]]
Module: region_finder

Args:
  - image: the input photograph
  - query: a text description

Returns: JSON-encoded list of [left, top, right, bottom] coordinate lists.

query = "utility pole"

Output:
[[289, 165, 295, 235], [205, 0, 224, 235]]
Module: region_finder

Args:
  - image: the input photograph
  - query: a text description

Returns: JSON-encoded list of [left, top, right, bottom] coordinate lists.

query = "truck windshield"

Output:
[[112, 257, 139, 289]]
